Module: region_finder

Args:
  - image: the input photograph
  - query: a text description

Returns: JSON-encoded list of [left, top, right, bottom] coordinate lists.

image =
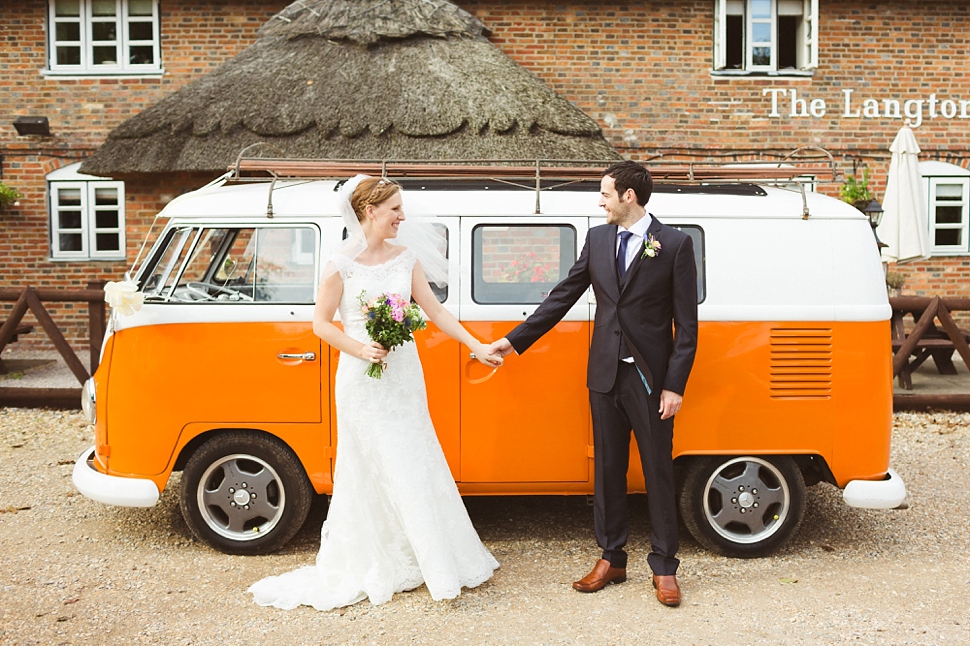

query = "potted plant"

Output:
[[0, 182, 22, 212], [839, 168, 873, 211], [885, 271, 905, 298]]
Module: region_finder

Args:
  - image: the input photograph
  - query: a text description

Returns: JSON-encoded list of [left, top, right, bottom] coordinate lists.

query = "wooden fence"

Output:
[[0, 283, 105, 408]]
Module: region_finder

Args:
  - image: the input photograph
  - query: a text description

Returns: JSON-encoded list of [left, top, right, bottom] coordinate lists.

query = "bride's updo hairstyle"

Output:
[[350, 177, 401, 222]]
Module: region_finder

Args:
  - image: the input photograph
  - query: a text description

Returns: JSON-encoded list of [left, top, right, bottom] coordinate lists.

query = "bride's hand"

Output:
[[359, 341, 388, 364], [472, 342, 503, 368]]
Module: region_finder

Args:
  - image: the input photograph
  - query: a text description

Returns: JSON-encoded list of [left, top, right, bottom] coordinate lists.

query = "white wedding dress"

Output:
[[249, 249, 498, 610]]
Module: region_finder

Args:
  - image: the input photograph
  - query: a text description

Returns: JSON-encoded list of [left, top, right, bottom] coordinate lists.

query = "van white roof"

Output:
[[158, 177, 866, 222]]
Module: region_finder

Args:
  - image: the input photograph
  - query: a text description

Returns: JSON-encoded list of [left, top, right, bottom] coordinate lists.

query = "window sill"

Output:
[[49, 256, 127, 263], [42, 68, 165, 79], [710, 69, 816, 78]]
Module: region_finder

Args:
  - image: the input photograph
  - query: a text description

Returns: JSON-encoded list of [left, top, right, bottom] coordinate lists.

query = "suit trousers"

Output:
[[590, 360, 680, 576]]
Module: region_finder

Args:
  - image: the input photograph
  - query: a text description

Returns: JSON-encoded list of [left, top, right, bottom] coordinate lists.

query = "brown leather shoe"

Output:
[[652, 574, 682, 607], [572, 559, 627, 593]]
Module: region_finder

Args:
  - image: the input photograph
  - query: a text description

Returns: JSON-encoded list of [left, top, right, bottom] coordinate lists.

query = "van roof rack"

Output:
[[226, 144, 840, 217], [228, 145, 839, 185]]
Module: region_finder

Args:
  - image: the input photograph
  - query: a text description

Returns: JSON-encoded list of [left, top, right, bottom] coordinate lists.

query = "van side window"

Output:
[[472, 225, 576, 304], [669, 225, 706, 303], [143, 226, 318, 303]]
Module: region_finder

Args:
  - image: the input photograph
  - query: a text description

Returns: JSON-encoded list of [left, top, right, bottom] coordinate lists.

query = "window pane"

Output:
[[752, 47, 771, 66], [93, 46, 118, 65], [94, 187, 118, 206], [935, 206, 964, 225], [935, 229, 962, 246], [751, 0, 772, 18], [778, 15, 799, 69], [56, 46, 82, 65], [143, 227, 197, 298], [54, 0, 81, 17], [59, 211, 82, 230], [473, 225, 575, 304], [91, 0, 117, 17], [670, 225, 707, 303], [95, 233, 120, 251], [752, 23, 772, 43], [58, 188, 82, 206], [726, 15, 743, 69], [254, 228, 318, 303], [173, 229, 257, 303], [95, 211, 119, 229], [56, 22, 81, 41], [128, 46, 154, 65], [92, 22, 117, 41], [128, 21, 153, 40], [128, 0, 154, 16], [936, 183, 964, 200], [60, 234, 83, 252]]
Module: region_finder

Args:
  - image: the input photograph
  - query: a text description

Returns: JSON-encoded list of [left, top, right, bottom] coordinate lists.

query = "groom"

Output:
[[490, 161, 698, 607]]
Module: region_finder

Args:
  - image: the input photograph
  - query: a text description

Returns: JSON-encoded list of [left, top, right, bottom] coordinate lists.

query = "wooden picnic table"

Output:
[[890, 296, 970, 390]]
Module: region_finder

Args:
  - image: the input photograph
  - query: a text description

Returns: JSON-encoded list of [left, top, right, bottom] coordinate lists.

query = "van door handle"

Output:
[[278, 352, 316, 361]]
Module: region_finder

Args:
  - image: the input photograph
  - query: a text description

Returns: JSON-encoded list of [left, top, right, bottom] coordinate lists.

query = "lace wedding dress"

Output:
[[249, 249, 498, 611]]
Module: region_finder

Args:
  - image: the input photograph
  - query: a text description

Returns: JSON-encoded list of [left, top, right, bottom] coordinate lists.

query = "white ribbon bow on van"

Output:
[[103, 280, 144, 316]]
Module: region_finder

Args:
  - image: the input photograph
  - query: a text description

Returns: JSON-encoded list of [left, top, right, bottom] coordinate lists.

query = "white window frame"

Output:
[[713, 0, 818, 76], [46, 0, 162, 76], [927, 177, 970, 256], [48, 164, 126, 261]]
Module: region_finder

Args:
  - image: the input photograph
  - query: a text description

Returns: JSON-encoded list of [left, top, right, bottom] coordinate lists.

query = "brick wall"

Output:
[[1, 1, 286, 350], [463, 0, 970, 310], [3, 0, 969, 348]]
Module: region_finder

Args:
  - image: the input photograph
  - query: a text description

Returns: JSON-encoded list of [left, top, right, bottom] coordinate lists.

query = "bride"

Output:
[[248, 175, 501, 610]]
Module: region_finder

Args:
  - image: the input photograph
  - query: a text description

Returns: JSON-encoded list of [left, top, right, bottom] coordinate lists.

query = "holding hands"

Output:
[[472, 341, 504, 368], [488, 337, 516, 359]]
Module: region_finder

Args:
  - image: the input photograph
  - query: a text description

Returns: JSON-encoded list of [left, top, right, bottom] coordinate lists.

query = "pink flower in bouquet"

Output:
[[357, 291, 428, 379]]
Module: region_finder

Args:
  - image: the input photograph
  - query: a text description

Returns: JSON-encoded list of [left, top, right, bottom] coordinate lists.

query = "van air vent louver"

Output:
[[769, 327, 833, 399]]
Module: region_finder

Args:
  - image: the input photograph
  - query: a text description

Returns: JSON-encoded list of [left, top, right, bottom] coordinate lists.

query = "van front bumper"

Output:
[[72, 446, 160, 507], [842, 468, 907, 509]]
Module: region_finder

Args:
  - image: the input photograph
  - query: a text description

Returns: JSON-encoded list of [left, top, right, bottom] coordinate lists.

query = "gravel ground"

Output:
[[0, 349, 88, 389], [1, 408, 968, 645]]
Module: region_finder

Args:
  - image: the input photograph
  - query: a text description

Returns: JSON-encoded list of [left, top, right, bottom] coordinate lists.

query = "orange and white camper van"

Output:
[[73, 157, 906, 558]]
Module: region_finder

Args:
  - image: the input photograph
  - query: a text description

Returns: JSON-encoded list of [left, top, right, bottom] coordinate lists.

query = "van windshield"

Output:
[[140, 225, 318, 304]]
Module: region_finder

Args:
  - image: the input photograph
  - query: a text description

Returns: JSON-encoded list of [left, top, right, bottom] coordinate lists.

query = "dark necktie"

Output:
[[617, 231, 633, 279]]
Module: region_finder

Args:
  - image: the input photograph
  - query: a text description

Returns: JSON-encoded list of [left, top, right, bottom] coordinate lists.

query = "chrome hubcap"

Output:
[[197, 454, 285, 542], [703, 457, 790, 545]]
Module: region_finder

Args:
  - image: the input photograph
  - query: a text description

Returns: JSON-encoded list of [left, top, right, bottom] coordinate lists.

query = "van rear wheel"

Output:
[[679, 455, 805, 558], [179, 431, 312, 555]]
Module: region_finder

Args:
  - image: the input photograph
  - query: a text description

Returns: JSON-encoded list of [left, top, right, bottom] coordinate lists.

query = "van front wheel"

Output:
[[179, 432, 312, 555], [679, 455, 805, 558]]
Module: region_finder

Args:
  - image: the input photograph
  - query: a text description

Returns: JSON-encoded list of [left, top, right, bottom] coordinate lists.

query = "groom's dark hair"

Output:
[[603, 161, 653, 206]]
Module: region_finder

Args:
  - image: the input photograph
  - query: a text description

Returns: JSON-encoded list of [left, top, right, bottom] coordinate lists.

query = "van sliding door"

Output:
[[458, 217, 591, 484]]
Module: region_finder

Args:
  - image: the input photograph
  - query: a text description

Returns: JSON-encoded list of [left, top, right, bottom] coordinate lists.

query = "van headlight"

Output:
[[81, 378, 96, 425]]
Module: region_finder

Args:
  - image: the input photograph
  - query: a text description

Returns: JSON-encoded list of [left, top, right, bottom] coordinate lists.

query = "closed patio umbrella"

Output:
[[878, 125, 930, 263]]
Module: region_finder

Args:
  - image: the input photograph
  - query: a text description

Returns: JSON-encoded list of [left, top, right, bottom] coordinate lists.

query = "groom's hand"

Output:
[[659, 390, 683, 420], [489, 338, 517, 358]]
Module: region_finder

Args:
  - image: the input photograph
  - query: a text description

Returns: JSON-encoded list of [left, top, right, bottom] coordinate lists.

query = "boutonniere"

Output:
[[641, 233, 662, 259]]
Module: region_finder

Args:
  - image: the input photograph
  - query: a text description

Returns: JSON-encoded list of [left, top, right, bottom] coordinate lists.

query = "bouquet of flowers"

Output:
[[358, 291, 427, 379]]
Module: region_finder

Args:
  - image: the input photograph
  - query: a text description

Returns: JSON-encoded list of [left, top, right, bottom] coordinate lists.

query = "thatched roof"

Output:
[[81, 0, 618, 176]]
